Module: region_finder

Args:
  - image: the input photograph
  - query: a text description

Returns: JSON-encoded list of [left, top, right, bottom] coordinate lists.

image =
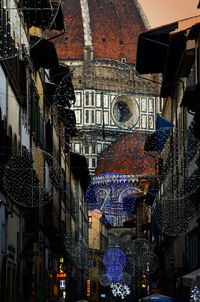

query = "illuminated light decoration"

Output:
[[0, 0, 62, 60], [99, 271, 132, 287], [111, 283, 131, 300], [146, 127, 200, 201], [86, 173, 141, 225], [106, 265, 122, 283], [103, 248, 126, 269], [190, 286, 200, 302], [122, 238, 159, 275], [141, 273, 147, 288], [64, 224, 89, 259], [3, 148, 63, 207], [153, 195, 198, 236]]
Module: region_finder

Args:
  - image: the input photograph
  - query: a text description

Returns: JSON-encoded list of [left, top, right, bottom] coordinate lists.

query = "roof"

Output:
[[52, 0, 147, 63], [96, 132, 157, 177]]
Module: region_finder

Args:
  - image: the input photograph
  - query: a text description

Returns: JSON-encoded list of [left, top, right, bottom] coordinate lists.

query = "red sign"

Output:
[[56, 273, 67, 278]]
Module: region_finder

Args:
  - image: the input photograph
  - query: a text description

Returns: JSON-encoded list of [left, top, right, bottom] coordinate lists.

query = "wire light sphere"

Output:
[[153, 195, 198, 236], [0, 0, 62, 60], [86, 173, 139, 225], [51, 58, 158, 151], [99, 271, 132, 287], [145, 127, 200, 201], [103, 248, 126, 269], [122, 238, 159, 275], [106, 266, 123, 283], [64, 223, 89, 260], [3, 148, 63, 207]]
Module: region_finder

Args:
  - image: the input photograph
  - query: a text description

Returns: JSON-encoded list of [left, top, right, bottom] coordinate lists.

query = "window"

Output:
[[92, 158, 96, 168], [88, 216, 92, 228], [74, 143, 81, 153], [85, 145, 89, 154], [88, 258, 96, 267], [96, 111, 101, 125], [85, 110, 89, 123], [86, 92, 89, 105], [91, 92, 94, 106], [97, 144, 102, 154], [91, 110, 94, 123], [92, 144, 96, 154], [75, 110, 81, 124], [121, 57, 126, 63]]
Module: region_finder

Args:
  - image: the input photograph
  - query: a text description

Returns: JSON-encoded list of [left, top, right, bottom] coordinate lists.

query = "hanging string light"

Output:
[[3, 148, 63, 207]]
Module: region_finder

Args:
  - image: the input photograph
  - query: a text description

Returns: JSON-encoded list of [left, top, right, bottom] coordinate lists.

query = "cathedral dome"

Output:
[[54, 0, 148, 63]]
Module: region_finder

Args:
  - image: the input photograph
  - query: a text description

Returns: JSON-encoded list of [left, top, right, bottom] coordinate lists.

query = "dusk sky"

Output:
[[139, 0, 200, 28]]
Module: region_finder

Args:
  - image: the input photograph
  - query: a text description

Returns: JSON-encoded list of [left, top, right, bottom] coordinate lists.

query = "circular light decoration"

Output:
[[51, 59, 155, 150], [86, 173, 140, 225], [64, 223, 89, 260], [153, 195, 198, 236], [3, 148, 63, 207], [146, 127, 200, 201], [99, 271, 132, 287], [103, 248, 126, 269], [0, 0, 62, 60], [106, 265, 122, 283], [122, 238, 159, 274]]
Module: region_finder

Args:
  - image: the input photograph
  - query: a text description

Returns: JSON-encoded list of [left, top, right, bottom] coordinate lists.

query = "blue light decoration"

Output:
[[106, 266, 122, 283], [86, 173, 140, 225], [103, 248, 126, 269], [103, 248, 126, 283]]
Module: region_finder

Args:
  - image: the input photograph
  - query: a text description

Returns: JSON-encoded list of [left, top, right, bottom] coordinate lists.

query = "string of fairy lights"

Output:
[[0, 0, 62, 60], [0, 1, 199, 293]]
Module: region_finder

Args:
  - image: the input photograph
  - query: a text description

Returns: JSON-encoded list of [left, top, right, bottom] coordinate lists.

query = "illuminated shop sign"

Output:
[[60, 280, 66, 289], [87, 280, 90, 297]]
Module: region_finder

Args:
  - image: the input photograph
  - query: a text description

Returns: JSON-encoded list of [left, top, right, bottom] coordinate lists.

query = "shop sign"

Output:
[[87, 280, 90, 297], [60, 280, 66, 289]]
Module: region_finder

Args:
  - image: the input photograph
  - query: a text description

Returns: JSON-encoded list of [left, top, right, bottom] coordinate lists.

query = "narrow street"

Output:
[[0, 1, 200, 302]]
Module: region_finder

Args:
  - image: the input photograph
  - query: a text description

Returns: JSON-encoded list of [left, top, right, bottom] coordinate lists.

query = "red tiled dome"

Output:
[[54, 0, 147, 63], [96, 133, 157, 176]]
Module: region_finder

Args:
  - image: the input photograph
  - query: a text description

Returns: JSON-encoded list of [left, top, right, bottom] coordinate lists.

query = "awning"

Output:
[[136, 23, 177, 74], [144, 115, 174, 152], [142, 293, 174, 301], [180, 268, 200, 287], [30, 37, 59, 69]]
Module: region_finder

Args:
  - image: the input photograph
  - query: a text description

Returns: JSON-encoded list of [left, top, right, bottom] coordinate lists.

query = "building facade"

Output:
[[136, 15, 200, 299]]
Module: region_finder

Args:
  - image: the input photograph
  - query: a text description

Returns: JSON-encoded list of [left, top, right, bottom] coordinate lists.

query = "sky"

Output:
[[139, 0, 200, 28]]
